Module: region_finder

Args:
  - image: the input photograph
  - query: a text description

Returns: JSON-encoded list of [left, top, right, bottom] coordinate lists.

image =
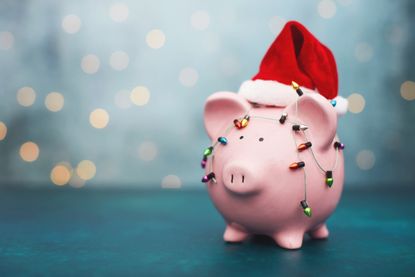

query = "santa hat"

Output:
[[238, 21, 347, 115]]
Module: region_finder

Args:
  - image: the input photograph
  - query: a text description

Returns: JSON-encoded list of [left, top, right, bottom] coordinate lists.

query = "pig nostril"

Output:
[[231, 174, 234, 183], [242, 175, 245, 183]]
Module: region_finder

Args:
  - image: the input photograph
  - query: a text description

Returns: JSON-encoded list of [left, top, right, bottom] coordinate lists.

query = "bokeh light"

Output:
[[89, 108, 110, 129], [0, 121, 7, 141], [114, 89, 132, 109], [400, 80, 415, 101], [355, 42, 374, 63], [220, 56, 240, 76], [386, 25, 405, 46], [130, 86, 150, 106], [62, 15, 81, 34], [50, 163, 72, 186], [179, 67, 198, 87], [347, 93, 366, 114], [0, 31, 14, 50], [109, 3, 129, 22], [109, 51, 129, 71], [69, 172, 86, 188], [0, 1, 413, 189], [17, 87, 36, 107], [45, 92, 64, 112], [356, 150, 375, 170], [146, 29, 166, 49], [161, 175, 182, 189], [191, 10, 210, 31], [317, 0, 336, 19], [76, 160, 96, 180], [138, 141, 158, 161], [19, 141, 40, 162], [81, 54, 100, 74]]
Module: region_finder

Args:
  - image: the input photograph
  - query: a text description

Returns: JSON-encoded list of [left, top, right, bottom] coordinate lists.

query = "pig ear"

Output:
[[285, 93, 337, 151], [204, 92, 251, 139]]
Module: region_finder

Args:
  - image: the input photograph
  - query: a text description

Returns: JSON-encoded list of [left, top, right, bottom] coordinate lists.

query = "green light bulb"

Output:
[[203, 146, 213, 156], [304, 207, 312, 217]]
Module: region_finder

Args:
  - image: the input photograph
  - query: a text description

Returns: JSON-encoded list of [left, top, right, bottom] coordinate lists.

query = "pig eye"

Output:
[[259, 137, 264, 142], [239, 136, 244, 140]]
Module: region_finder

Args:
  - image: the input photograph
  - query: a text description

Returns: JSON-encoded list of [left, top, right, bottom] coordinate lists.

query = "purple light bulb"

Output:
[[201, 175, 209, 183]]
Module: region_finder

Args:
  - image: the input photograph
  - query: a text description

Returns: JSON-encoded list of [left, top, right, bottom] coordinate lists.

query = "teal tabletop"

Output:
[[0, 187, 414, 276]]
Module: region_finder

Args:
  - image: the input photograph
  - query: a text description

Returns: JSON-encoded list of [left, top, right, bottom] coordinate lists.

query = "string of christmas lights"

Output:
[[287, 82, 343, 216], [289, 125, 311, 217], [200, 82, 345, 218], [201, 115, 250, 183]]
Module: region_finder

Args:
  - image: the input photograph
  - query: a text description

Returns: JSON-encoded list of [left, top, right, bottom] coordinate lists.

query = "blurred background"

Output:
[[0, 0, 414, 189]]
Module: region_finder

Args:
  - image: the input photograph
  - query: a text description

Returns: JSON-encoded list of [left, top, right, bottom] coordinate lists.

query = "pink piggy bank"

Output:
[[201, 21, 346, 249]]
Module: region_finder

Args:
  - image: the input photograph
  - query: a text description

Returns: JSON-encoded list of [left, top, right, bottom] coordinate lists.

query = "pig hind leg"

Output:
[[308, 224, 329, 239], [272, 231, 304, 249], [223, 224, 249, 243]]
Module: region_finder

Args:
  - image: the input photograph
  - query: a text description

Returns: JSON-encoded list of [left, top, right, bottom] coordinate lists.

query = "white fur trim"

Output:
[[333, 96, 348, 116], [238, 79, 347, 117], [238, 80, 315, 107]]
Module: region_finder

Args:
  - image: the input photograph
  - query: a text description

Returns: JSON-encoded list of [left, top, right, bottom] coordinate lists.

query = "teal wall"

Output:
[[0, 0, 414, 188]]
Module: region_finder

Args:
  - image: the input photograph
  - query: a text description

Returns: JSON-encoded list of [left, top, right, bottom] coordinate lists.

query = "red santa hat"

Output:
[[238, 21, 347, 115]]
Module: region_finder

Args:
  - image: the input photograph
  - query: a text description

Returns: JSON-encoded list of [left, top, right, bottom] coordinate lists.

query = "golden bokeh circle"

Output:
[[130, 86, 150, 106], [81, 54, 100, 74], [89, 108, 110, 129], [0, 121, 7, 141], [17, 87, 36, 107], [50, 164, 72, 186], [146, 29, 166, 49], [400, 80, 415, 101], [76, 160, 96, 180], [45, 92, 64, 112], [19, 141, 40, 162], [62, 14, 81, 34], [347, 93, 366, 114]]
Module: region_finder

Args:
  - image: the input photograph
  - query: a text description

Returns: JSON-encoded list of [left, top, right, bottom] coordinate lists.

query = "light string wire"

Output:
[[290, 127, 308, 201], [208, 108, 252, 180], [245, 116, 340, 177], [203, 95, 342, 216], [207, 106, 340, 179], [293, 97, 307, 202], [303, 131, 340, 174]]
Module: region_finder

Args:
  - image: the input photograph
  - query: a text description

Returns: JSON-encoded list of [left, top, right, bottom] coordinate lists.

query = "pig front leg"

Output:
[[223, 224, 249, 243], [308, 224, 329, 239], [272, 231, 304, 249]]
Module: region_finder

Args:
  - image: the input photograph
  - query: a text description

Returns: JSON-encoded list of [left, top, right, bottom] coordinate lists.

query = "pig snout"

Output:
[[222, 162, 262, 194]]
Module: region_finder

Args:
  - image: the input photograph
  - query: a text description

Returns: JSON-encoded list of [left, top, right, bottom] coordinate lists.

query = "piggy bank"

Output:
[[200, 21, 346, 249]]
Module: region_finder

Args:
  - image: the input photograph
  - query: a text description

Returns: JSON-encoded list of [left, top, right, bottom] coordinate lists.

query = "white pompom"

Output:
[[334, 96, 348, 116]]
